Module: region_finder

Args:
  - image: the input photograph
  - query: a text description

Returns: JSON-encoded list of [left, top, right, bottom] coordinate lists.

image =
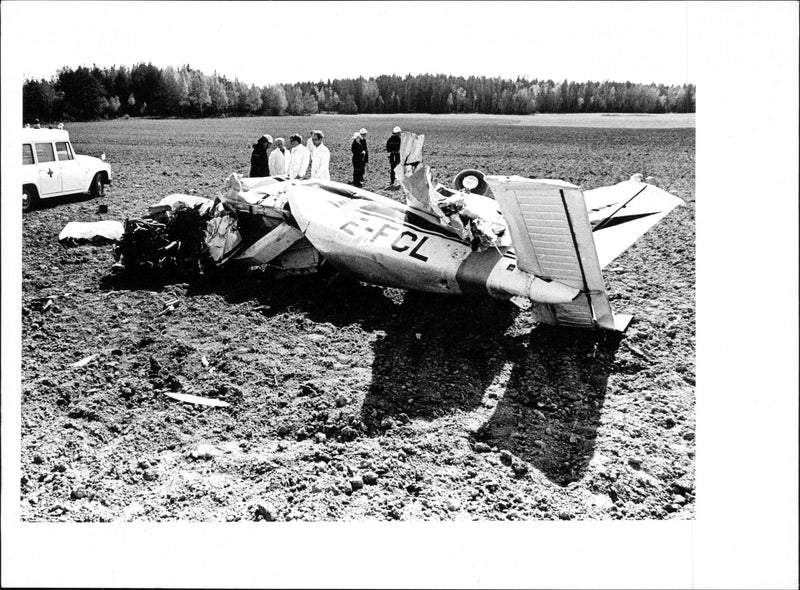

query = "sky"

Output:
[[6, 1, 692, 86]]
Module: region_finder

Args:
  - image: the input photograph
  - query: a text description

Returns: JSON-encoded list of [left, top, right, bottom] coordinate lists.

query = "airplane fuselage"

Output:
[[286, 181, 579, 304]]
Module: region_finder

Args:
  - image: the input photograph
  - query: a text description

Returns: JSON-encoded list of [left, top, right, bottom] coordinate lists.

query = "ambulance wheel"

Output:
[[453, 169, 488, 195], [23, 186, 39, 212], [90, 173, 105, 198]]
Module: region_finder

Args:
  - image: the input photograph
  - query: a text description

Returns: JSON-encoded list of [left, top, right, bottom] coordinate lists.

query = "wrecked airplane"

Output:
[[112, 166, 683, 331]]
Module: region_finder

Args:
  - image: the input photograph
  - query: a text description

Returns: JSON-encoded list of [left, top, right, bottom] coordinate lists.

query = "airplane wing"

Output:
[[485, 176, 682, 330]]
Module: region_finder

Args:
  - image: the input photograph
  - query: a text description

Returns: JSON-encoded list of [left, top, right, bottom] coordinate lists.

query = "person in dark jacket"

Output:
[[249, 134, 272, 177], [351, 131, 367, 187], [385, 126, 401, 187], [359, 128, 369, 178]]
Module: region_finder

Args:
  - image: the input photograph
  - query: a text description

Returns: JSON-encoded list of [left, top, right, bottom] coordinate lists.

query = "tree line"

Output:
[[23, 63, 695, 123]]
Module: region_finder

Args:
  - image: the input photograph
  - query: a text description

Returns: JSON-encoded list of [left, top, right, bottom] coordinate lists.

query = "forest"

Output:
[[23, 63, 695, 123]]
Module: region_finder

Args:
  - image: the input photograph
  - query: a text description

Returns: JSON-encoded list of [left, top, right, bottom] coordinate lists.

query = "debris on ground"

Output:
[[113, 202, 211, 274], [59, 221, 124, 247], [69, 354, 99, 368], [163, 391, 230, 407]]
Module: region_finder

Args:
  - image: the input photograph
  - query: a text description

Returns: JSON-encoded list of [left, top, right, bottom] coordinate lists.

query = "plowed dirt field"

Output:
[[19, 114, 695, 521]]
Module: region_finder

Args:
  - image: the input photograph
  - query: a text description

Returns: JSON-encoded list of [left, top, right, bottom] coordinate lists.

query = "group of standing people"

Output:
[[249, 130, 330, 181], [249, 125, 410, 189]]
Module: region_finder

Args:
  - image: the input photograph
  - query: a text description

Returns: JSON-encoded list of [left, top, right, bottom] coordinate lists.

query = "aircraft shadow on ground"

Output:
[[100, 268, 621, 485], [475, 328, 621, 485], [354, 290, 622, 486]]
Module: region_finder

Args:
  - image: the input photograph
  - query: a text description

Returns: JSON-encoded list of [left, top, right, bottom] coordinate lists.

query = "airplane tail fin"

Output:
[[485, 176, 682, 331]]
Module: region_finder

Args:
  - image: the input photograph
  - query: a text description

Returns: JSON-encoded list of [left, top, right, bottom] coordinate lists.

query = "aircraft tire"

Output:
[[453, 169, 488, 195]]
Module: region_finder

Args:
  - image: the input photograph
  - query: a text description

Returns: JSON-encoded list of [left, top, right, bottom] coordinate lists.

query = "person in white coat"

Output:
[[288, 134, 310, 179], [268, 137, 291, 176], [306, 130, 316, 157], [310, 131, 330, 181]]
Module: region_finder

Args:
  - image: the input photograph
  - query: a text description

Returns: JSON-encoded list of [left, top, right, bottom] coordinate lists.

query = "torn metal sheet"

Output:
[[205, 216, 243, 262], [394, 131, 425, 180]]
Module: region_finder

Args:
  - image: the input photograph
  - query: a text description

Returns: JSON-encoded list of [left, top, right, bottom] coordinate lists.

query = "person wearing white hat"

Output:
[[385, 126, 402, 187], [351, 131, 367, 187]]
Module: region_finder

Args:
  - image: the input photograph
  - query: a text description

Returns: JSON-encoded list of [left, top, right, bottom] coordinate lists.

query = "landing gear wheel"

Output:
[[453, 169, 488, 195]]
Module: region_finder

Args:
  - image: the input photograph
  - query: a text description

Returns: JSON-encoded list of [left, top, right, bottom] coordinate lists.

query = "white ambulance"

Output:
[[22, 128, 111, 212]]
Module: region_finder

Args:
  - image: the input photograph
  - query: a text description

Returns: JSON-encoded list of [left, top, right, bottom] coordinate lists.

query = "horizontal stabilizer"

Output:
[[584, 180, 684, 268]]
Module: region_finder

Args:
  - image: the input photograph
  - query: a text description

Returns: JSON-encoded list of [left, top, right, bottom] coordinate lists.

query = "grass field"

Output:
[[21, 114, 695, 522]]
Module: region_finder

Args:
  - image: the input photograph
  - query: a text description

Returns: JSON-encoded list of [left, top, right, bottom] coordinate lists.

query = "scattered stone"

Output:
[[380, 417, 396, 430], [300, 382, 319, 396], [254, 503, 278, 522], [473, 442, 491, 453], [339, 426, 358, 442], [52, 464, 67, 473], [362, 472, 379, 485], [276, 424, 290, 437], [406, 483, 421, 495], [664, 503, 679, 513], [188, 444, 220, 461], [558, 511, 571, 520], [682, 431, 695, 441], [671, 476, 694, 495], [398, 413, 411, 424], [511, 460, 529, 477], [499, 450, 513, 465], [673, 494, 687, 505], [533, 440, 547, 449], [446, 498, 461, 511], [664, 416, 676, 429], [334, 394, 348, 407], [70, 488, 87, 500], [349, 477, 364, 491], [143, 471, 157, 481], [138, 459, 151, 469], [314, 432, 327, 444], [628, 457, 642, 470], [32, 454, 44, 464], [401, 445, 416, 456]]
